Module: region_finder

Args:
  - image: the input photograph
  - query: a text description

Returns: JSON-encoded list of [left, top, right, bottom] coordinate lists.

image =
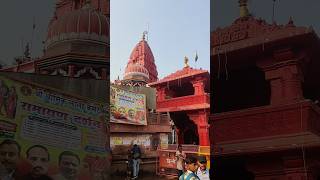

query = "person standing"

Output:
[[179, 156, 200, 180], [130, 144, 141, 179], [175, 144, 186, 178], [196, 156, 210, 180]]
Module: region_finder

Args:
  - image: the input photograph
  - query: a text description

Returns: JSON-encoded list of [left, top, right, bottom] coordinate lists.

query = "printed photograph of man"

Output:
[[0, 139, 21, 179], [52, 151, 80, 180], [23, 145, 52, 180]]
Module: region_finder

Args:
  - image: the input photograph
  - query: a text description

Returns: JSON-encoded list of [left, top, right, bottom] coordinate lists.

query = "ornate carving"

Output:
[[50, 68, 68, 76], [74, 67, 101, 79], [211, 17, 296, 47]]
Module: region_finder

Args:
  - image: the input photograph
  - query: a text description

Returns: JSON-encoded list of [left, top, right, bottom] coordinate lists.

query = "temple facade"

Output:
[[210, 0, 320, 179], [149, 59, 210, 146]]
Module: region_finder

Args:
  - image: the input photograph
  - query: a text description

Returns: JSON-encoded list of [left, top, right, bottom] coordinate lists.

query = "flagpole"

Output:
[[31, 16, 35, 58]]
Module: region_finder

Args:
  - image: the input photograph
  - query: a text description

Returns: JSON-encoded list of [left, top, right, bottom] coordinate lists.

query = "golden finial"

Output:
[[239, 0, 250, 18], [184, 56, 189, 68]]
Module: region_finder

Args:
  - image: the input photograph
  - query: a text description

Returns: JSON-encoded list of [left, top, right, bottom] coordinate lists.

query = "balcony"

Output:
[[157, 93, 210, 112]]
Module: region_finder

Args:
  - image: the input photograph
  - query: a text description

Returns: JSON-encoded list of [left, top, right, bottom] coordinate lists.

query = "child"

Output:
[[196, 156, 210, 180], [179, 156, 200, 180]]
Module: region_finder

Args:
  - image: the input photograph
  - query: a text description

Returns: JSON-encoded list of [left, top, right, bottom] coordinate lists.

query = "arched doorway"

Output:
[[170, 111, 199, 145]]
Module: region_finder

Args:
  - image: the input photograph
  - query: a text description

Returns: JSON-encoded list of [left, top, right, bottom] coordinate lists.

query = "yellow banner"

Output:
[[110, 85, 147, 125], [0, 75, 109, 179]]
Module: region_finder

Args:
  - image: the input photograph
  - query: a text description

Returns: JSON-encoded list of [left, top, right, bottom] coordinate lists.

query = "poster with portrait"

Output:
[[0, 75, 109, 180], [110, 85, 147, 125]]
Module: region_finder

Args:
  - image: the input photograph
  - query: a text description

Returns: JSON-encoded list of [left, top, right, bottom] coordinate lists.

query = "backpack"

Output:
[[179, 172, 200, 180], [133, 152, 140, 159]]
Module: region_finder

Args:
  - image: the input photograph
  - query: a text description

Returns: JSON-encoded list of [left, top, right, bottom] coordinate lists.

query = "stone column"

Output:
[[188, 110, 210, 146], [257, 48, 304, 105], [192, 78, 206, 95]]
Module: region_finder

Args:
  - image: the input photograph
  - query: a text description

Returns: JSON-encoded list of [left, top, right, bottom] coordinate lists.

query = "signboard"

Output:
[[0, 75, 109, 180], [110, 85, 147, 125], [110, 134, 152, 147]]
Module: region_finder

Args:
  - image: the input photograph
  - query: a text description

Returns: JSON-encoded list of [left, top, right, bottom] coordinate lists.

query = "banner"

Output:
[[110, 85, 147, 125], [0, 75, 109, 180]]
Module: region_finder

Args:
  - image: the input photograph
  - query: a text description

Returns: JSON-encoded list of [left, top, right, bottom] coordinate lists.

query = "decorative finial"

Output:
[[184, 56, 189, 68], [239, 0, 250, 18], [142, 31, 148, 40]]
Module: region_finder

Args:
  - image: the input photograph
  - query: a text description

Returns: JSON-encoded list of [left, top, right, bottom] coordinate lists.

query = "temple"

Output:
[[1, 0, 110, 80], [119, 31, 158, 86], [149, 57, 210, 146], [110, 33, 171, 174], [210, 0, 320, 179]]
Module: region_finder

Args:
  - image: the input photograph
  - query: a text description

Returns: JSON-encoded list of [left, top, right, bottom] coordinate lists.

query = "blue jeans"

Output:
[[132, 159, 140, 177]]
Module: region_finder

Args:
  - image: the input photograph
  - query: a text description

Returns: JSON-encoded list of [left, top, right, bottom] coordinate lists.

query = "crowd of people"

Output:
[[175, 144, 210, 180], [125, 143, 209, 180]]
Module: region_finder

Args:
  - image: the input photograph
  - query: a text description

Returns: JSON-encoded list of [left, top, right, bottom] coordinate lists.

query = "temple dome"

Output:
[[125, 35, 158, 83], [124, 63, 150, 82], [45, 3, 109, 49]]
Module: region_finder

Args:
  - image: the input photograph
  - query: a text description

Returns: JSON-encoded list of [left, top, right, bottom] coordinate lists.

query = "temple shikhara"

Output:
[[210, 0, 320, 179]]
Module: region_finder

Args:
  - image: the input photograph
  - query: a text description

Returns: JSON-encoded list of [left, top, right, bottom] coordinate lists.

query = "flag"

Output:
[[195, 51, 198, 62]]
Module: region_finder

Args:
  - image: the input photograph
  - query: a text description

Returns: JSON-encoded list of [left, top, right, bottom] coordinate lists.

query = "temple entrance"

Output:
[[170, 111, 199, 145]]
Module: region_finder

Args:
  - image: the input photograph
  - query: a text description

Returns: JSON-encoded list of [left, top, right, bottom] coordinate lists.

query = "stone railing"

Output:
[[210, 100, 320, 143]]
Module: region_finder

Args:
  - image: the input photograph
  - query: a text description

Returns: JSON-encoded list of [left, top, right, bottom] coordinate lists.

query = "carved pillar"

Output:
[[192, 78, 205, 95], [257, 49, 304, 105], [68, 65, 75, 77], [188, 110, 210, 146]]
